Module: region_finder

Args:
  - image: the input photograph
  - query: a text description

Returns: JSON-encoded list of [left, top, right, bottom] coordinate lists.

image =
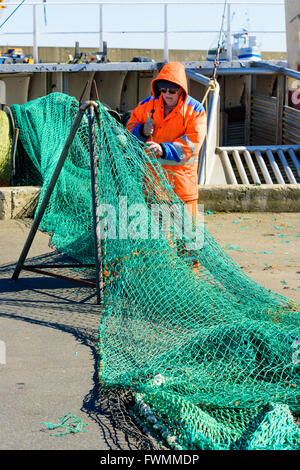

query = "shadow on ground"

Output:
[[0, 251, 157, 451]]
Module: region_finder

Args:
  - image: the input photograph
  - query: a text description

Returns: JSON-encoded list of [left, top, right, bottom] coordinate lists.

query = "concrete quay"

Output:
[[1, 184, 300, 220]]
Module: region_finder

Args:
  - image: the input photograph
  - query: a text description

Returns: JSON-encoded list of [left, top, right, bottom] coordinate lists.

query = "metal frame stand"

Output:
[[11, 100, 104, 305]]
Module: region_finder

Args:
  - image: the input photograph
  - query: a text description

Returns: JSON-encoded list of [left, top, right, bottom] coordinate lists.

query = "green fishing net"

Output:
[[10, 92, 300, 450]]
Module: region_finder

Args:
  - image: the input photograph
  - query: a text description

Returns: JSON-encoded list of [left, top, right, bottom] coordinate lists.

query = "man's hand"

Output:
[[147, 141, 163, 156], [143, 121, 154, 136]]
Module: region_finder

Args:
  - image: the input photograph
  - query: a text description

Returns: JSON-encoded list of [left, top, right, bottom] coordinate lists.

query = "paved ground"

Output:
[[0, 213, 299, 450], [204, 211, 300, 304], [0, 219, 156, 451]]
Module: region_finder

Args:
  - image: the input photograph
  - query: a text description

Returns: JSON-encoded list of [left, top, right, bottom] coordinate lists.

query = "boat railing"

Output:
[[188, 64, 300, 184], [0, 1, 286, 64]]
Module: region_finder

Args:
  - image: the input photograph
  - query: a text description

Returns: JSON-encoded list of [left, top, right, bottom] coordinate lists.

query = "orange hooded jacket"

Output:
[[126, 62, 207, 202]]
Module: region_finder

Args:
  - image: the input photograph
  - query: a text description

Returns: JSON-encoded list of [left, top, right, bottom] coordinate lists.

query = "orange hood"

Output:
[[151, 62, 188, 101]]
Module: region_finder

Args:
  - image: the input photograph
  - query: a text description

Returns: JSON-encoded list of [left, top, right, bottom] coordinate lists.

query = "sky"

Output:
[[0, 0, 287, 52]]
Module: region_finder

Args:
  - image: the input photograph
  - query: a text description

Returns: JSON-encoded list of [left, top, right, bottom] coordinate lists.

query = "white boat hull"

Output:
[[235, 47, 262, 61]]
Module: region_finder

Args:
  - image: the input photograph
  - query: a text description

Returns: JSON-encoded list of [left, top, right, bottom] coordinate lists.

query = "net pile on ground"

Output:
[[11, 93, 300, 450]]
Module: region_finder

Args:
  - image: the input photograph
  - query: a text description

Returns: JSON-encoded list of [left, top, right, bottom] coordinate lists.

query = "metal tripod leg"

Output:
[[12, 101, 97, 282]]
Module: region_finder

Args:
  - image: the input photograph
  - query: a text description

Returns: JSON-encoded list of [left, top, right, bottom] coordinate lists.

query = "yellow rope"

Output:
[[0, 110, 12, 185]]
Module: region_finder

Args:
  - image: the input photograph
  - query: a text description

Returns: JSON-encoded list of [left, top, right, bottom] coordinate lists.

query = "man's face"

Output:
[[160, 87, 182, 107]]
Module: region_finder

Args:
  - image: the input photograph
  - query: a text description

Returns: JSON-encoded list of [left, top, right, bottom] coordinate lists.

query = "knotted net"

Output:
[[11, 93, 300, 450]]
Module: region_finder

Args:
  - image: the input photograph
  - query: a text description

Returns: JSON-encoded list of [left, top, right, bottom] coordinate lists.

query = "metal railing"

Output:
[[216, 145, 300, 184], [0, 1, 286, 63]]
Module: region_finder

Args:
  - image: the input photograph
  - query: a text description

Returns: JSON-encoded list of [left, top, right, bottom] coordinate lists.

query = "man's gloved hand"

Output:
[[143, 121, 154, 136]]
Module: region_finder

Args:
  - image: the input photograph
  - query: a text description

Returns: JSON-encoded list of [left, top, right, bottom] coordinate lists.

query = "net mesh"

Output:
[[10, 92, 300, 450]]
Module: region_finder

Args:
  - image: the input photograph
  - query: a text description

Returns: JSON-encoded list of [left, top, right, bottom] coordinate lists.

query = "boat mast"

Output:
[[226, 2, 232, 61]]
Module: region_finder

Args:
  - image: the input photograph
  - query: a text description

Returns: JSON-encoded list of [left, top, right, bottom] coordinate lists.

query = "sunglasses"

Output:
[[159, 88, 179, 95]]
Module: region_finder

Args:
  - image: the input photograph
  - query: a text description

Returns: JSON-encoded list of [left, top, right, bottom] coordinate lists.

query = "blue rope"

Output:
[[0, 0, 27, 31], [43, 0, 47, 26]]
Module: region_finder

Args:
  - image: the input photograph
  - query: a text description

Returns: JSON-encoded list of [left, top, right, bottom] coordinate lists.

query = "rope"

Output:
[[0, 0, 27, 31], [212, 0, 228, 82], [43, 0, 47, 26], [41, 413, 88, 437]]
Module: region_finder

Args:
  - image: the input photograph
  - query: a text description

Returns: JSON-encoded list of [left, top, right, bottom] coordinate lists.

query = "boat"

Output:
[[0, 0, 298, 188], [232, 30, 262, 61], [206, 30, 262, 62], [206, 33, 229, 61]]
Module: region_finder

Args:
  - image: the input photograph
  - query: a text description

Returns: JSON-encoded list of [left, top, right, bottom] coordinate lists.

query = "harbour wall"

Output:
[[0, 46, 287, 64], [1, 185, 299, 220]]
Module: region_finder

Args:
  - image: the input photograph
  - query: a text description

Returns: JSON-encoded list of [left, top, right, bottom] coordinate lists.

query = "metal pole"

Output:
[[164, 3, 168, 62], [12, 102, 91, 281], [190, 70, 220, 184], [201, 92, 213, 184], [226, 2, 232, 61], [205, 81, 220, 184], [99, 3, 104, 53], [87, 104, 103, 305], [33, 4, 38, 63]]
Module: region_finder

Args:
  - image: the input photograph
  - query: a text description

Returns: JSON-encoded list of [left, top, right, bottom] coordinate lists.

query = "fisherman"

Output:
[[127, 62, 207, 272], [126, 61, 207, 223]]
